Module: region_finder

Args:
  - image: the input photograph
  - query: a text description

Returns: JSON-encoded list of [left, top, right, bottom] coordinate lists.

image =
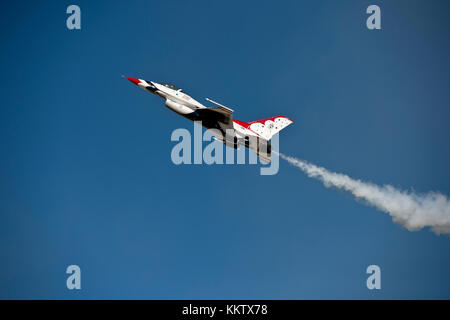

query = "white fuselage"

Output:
[[139, 79, 259, 139]]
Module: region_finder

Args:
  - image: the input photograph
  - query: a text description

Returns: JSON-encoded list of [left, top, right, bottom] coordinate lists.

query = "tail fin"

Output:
[[248, 115, 293, 140]]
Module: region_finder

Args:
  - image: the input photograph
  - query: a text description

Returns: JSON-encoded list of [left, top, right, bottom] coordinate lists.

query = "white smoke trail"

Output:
[[278, 152, 450, 235]]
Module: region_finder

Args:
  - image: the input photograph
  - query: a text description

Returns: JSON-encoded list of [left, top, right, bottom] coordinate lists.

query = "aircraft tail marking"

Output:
[[248, 115, 293, 140]]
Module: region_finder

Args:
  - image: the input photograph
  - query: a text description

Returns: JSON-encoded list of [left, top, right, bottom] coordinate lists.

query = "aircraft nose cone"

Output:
[[123, 76, 140, 85]]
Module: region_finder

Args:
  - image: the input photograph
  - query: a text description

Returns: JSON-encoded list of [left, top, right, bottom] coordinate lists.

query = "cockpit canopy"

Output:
[[161, 83, 181, 91]]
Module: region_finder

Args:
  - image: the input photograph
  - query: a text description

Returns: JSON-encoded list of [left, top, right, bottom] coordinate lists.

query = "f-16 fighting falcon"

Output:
[[124, 77, 293, 163]]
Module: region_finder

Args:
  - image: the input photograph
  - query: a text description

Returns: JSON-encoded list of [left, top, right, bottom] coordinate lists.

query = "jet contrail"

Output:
[[278, 152, 450, 235]]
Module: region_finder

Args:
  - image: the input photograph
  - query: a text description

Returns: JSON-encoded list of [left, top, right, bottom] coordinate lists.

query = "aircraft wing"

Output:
[[198, 106, 232, 122], [194, 98, 234, 132], [194, 107, 233, 133]]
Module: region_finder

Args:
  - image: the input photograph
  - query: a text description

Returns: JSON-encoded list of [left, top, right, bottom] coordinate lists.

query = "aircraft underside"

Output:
[[182, 110, 272, 163]]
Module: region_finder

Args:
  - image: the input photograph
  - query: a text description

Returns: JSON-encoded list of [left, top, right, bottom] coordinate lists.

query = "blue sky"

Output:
[[1, 0, 449, 299]]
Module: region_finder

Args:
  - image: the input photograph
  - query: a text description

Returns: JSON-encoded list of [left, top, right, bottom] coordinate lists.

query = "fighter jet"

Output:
[[124, 77, 293, 163]]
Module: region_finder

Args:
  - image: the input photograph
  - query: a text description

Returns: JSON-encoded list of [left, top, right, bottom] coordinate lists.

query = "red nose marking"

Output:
[[125, 77, 140, 85]]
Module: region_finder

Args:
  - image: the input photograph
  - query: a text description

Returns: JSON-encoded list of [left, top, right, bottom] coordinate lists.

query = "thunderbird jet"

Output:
[[124, 77, 293, 162]]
